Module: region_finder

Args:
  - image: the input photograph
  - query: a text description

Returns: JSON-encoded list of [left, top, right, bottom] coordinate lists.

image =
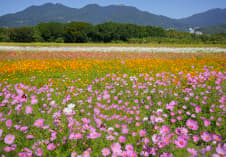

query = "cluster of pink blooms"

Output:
[[0, 67, 225, 156]]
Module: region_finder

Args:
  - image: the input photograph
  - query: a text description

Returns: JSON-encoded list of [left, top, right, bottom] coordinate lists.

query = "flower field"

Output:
[[0, 50, 225, 157]]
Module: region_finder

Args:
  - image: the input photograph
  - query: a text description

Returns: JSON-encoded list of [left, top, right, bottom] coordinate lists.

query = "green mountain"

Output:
[[0, 3, 188, 30], [0, 3, 225, 31], [179, 8, 226, 27], [198, 24, 226, 34]]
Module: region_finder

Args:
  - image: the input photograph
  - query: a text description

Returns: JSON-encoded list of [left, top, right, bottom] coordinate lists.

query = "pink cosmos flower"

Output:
[[139, 130, 147, 137], [18, 152, 29, 157], [213, 134, 222, 141], [16, 87, 24, 96], [193, 135, 199, 142], [5, 119, 12, 129], [160, 152, 173, 157], [158, 141, 166, 148], [171, 119, 176, 123], [103, 93, 110, 100], [204, 119, 210, 127], [4, 134, 15, 145], [26, 135, 34, 139], [35, 148, 43, 156], [143, 137, 150, 144], [69, 133, 82, 140], [177, 116, 182, 121], [125, 144, 134, 151], [25, 106, 32, 114], [195, 106, 202, 113], [187, 148, 197, 156], [213, 143, 226, 157], [111, 142, 121, 153], [71, 152, 77, 157], [175, 136, 188, 148], [87, 131, 101, 139], [152, 134, 160, 144], [186, 119, 198, 130], [31, 98, 38, 105], [201, 132, 212, 142], [0, 129, 3, 137], [47, 143, 55, 150], [34, 119, 45, 127], [102, 148, 111, 156], [4, 146, 12, 152], [122, 128, 129, 134], [119, 136, 126, 143], [160, 125, 171, 135]]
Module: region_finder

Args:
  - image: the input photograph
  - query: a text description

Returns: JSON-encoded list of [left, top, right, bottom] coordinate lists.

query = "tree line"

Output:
[[0, 22, 225, 44]]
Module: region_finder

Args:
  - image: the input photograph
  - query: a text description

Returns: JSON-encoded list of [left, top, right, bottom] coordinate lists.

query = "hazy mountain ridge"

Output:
[[198, 24, 226, 34], [0, 3, 225, 32], [179, 8, 226, 27]]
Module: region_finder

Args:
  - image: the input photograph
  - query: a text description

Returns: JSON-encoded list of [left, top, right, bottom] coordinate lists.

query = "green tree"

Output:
[[64, 22, 95, 43], [36, 22, 64, 42], [9, 26, 34, 42], [0, 28, 10, 42]]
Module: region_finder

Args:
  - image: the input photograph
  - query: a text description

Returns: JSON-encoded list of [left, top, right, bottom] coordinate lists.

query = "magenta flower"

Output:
[[111, 142, 122, 155], [102, 148, 111, 156], [119, 136, 126, 143], [195, 106, 202, 113], [31, 98, 38, 105], [201, 132, 212, 142], [175, 136, 188, 148], [122, 128, 129, 134], [35, 148, 43, 156], [87, 131, 101, 139], [18, 152, 29, 157], [139, 130, 147, 137], [160, 152, 173, 157], [4, 134, 15, 145], [192, 135, 200, 142], [111, 142, 121, 149], [4, 146, 12, 152], [34, 119, 45, 127], [69, 133, 82, 140], [152, 134, 160, 144], [5, 119, 12, 129], [26, 135, 34, 139], [103, 93, 110, 100], [214, 143, 226, 157], [125, 144, 134, 151], [186, 119, 198, 130], [203, 119, 210, 127], [0, 129, 3, 137], [47, 143, 55, 150], [71, 152, 77, 157], [187, 148, 197, 156], [160, 125, 171, 135], [25, 106, 33, 114], [213, 134, 222, 141]]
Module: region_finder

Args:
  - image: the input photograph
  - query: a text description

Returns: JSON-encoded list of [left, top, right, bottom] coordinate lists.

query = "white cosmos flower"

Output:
[[50, 100, 55, 106], [0, 46, 225, 53], [63, 107, 73, 114], [143, 117, 148, 121], [67, 103, 75, 109], [108, 127, 114, 131]]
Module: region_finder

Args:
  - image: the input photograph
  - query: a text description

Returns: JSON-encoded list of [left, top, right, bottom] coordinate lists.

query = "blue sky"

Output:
[[0, 0, 226, 19]]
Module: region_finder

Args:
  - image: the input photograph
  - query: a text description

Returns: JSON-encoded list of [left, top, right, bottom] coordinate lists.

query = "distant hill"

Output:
[[0, 3, 226, 31], [179, 8, 226, 27], [198, 24, 226, 34]]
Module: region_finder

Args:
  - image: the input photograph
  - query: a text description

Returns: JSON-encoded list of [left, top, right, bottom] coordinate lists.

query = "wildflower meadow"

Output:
[[0, 50, 225, 157]]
